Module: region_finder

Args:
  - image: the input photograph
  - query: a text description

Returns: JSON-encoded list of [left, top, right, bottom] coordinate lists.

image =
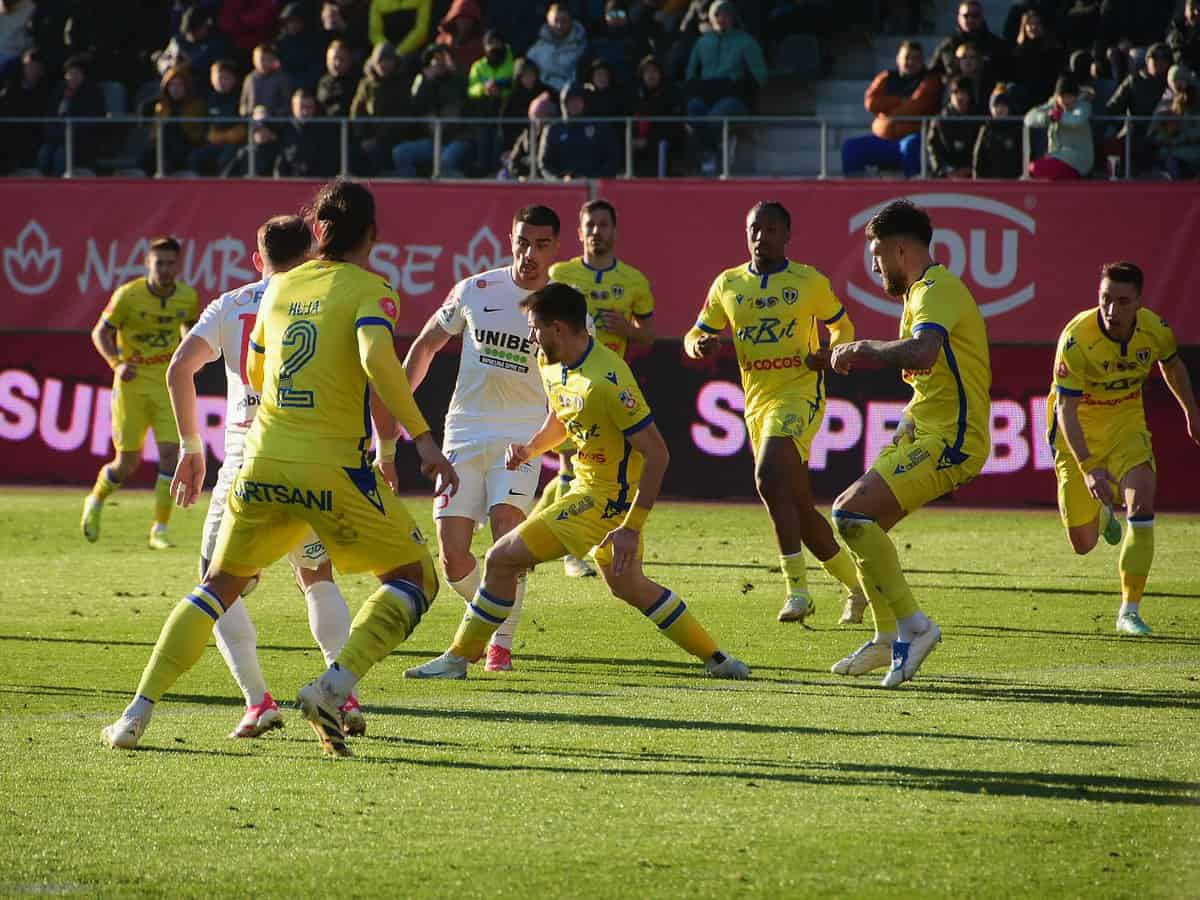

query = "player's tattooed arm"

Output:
[[1160, 355, 1200, 446], [830, 329, 941, 374]]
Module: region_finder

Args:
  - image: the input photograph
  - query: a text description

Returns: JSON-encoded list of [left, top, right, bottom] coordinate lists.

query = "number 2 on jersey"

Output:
[[278, 320, 317, 408]]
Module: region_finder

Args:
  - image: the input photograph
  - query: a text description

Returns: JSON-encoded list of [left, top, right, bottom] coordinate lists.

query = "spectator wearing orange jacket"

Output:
[[841, 40, 943, 176]]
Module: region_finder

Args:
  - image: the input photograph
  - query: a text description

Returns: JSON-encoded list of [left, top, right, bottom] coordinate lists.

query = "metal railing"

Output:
[[0, 112, 1168, 180]]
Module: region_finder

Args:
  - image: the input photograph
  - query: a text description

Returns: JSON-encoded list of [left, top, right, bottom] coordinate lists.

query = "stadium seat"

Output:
[[99, 81, 127, 117], [770, 34, 822, 81]]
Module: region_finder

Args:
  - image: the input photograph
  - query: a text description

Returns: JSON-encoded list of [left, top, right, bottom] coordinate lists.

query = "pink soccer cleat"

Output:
[[340, 694, 366, 736], [484, 645, 513, 672], [229, 692, 283, 738]]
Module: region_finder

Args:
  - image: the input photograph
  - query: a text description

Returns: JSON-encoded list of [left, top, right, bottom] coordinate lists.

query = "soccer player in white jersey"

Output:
[[166, 215, 367, 737], [401, 205, 561, 674]]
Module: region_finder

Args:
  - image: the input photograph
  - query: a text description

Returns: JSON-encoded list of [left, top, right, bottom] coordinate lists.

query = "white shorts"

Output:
[[200, 430, 330, 575], [434, 437, 540, 523]]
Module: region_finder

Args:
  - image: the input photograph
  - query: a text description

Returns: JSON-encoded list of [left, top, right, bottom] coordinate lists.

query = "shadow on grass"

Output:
[[947, 624, 1200, 645]]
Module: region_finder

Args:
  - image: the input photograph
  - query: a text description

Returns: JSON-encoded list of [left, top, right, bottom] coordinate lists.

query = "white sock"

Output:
[[490, 574, 526, 651], [124, 695, 154, 720], [873, 630, 898, 645], [897, 610, 931, 643], [305, 579, 351, 666], [213, 600, 268, 706], [1118, 601, 1139, 617], [447, 560, 482, 603], [319, 662, 359, 707]]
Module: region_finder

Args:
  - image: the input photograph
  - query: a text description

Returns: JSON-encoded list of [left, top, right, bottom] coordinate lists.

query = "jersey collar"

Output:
[[582, 257, 618, 284], [561, 336, 594, 378], [904, 263, 940, 303], [1096, 309, 1136, 355], [747, 258, 789, 288]]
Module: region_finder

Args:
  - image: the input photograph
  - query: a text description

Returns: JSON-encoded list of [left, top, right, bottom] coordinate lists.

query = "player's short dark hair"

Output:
[[748, 200, 790, 231], [147, 235, 181, 256], [580, 199, 616, 227], [865, 200, 933, 246], [520, 282, 588, 332], [1100, 261, 1143, 294], [258, 215, 311, 266], [304, 178, 375, 261], [513, 204, 561, 236]]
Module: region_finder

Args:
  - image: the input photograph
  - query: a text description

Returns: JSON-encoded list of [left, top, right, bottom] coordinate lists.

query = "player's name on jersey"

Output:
[[287, 300, 321, 317]]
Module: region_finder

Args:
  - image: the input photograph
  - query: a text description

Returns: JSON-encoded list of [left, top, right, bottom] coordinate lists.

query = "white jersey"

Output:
[[437, 266, 548, 448], [189, 278, 268, 435]]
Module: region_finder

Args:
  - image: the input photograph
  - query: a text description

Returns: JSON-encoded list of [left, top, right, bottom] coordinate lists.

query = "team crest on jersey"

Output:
[[1136, 348, 1151, 364], [618, 389, 638, 411], [379, 297, 397, 319], [782, 288, 798, 305]]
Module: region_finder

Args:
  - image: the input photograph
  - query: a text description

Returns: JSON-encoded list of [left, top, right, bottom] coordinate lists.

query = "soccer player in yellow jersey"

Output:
[[684, 201, 865, 627], [82, 236, 198, 550], [405, 283, 750, 681], [542, 200, 656, 577], [102, 180, 458, 757], [830, 200, 992, 688], [1048, 261, 1199, 636]]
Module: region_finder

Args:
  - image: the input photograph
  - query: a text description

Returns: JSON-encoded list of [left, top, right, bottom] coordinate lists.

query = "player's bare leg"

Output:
[[485, 503, 528, 671], [149, 440, 180, 549], [1116, 463, 1156, 636], [438, 515, 482, 598], [82, 450, 141, 543]]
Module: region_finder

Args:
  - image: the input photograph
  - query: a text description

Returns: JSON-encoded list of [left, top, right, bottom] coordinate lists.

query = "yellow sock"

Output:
[[819, 547, 860, 592], [336, 580, 431, 678], [449, 587, 513, 661], [134, 587, 224, 702], [780, 551, 808, 596], [91, 466, 121, 502], [833, 511, 917, 622], [643, 590, 719, 660], [153, 472, 173, 526], [1119, 515, 1155, 604]]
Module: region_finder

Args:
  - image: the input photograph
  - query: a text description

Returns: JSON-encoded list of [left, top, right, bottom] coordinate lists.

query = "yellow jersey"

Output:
[[246, 259, 404, 468], [101, 278, 199, 378], [540, 337, 654, 505], [1049, 306, 1177, 440], [901, 264, 992, 464], [693, 260, 851, 415], [549, 257, 655, 358]]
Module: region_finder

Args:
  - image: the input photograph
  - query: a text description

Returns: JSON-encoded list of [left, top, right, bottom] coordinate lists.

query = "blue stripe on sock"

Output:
[[469, 603, 504, 624], [831, 509, 875, 522], [478, 587, 515, 608], [188, 593, 219, 621], [195, 584, 227, 612], [383, 578, 432, 624], [659, 601, 687, 630], [1128, 514, 1155, 524], [643, 589, 671, 618]]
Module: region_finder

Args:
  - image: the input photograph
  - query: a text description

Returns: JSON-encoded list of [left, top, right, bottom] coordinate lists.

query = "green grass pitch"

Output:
[[0, 487, 1197, 898]]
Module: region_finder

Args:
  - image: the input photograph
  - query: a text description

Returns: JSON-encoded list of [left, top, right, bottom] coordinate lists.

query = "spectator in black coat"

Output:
[[589, 1, 648, 88], [538, 80, 619, 178], [953, 40, 997, 108], [278, 2, 328, 92], [934, 0, 1010, 81], [156, 7, 230, 92], [321, 1, 371, 67], [0, 47, 49, 171], [928, 75, 982, 176], [1009, 9, 1065, 111], [1106, 41, 1171, 172], [189, 59, 247, 175], [35, 55, 104, 175], [584, 58, 630, 118], [973, 86, 1023, 177], [632, 54, 683, 175], [1168, 0, 1200, 70], [351, 41, 413, 173], [502, 57, 549, 147], [317, 39, 359, 116], [276, 88, 342, 176]]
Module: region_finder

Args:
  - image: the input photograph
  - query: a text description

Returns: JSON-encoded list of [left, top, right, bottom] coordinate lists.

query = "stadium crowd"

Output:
[[0, 0, 1196, 178]]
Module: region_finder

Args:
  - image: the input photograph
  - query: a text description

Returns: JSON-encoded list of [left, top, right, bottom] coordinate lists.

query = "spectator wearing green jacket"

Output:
[[467, 30, 514, 176]]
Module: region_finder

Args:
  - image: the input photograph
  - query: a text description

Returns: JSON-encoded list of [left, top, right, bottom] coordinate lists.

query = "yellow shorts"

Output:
[[516, 483, 643, 567], [745, 398, 824, 461], [111, 375, 177, 452], [872, 432, 984, 513], [1053, 428, 1154, 528], [211, 456, 433, 579]]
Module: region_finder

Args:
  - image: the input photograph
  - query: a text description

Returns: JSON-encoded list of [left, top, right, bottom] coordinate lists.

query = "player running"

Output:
[[684, 201, 865, 626], [82, 236, 198, 550], [540, 200, 656, 578], [829, 200, 991, 687], [102, 179, 457, 757], [404, 283, 750, 682], [401, 205, 562, 674], [166, 214, 366, 738], [1048, 261, 1199, 636]]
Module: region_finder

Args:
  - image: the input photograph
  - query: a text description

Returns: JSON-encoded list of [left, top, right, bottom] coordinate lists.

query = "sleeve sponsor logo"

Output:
[[1056, 361, 1070, 379], [618, 389, 639, 410], [379, 297, 398, 319]]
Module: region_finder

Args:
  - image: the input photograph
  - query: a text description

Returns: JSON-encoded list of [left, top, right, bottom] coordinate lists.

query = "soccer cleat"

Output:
[[1116, 611, 1152, 636], [81, 496, 103, 543], [296, 680, 353, 757], [229, 693, 283, 738], [838, 589, 869, 625], [340, 695, 367, 736], [563, 554, 597, 577], [404, 651, 469, 679], [831, 640, 892, 675], [777, 592, 815, 623], [705, 652, 751, 680], [148, 524, 174, 550], [881, 621, 942, 688], [102, 714, 148, 750], [1102, 507, 1123, 546], [484, 644, 513, 672]]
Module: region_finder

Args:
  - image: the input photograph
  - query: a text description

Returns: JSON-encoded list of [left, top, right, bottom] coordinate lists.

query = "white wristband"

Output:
[[180, 435, 203, 455]]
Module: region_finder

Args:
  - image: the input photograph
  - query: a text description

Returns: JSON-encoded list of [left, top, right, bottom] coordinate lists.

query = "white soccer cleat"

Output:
[[838, 589, 868, 625], [148, 523, 174, 550], [1116, 611, 1152, 636], [563, 554, 597, 578], [102, 713, 148, 750], [229, 693, 283, 738], [81, 496, 102, 543], [705, 652, 751, 680], [777, 592, 815, 623], [403, 651, 469, 680], [831, 640, 892, 675], [296, 679, 352, 757], [880, 622, 942, 688], [340, 695, 367, 736]]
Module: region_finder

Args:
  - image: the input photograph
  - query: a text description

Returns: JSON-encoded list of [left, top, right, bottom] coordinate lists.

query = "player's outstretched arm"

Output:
[[1160, 355, 1200, 446], [506, 412, 568, 470], [598, 423, 669, 577], [166, 333, 219, 508], [402, 312, 453, 393], [831, 329, 942, 375], [1057, 393, 1116, 507]]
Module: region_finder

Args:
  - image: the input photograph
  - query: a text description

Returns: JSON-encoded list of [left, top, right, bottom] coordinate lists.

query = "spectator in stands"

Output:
[[1025, 72, 1093, 178], [351, 40, 411, 173], [1106, 41, 1171, 173], [435, 0, 485, 71], [1168, 0, 1200, 70], [0, 47, 49, 172], [220, 0, 283, 62], [466, 29, 514, 176], [484, 0, 546, 57], [321, 1, 370, 66], [369, 0, 432, 58], [685, 0, 767, 175], [145, 66, 208, 174], [189, 60, 246, 175], [935, 1, 1009, 82], [502, 57, 548, 149], [0, 0, 34, 81], [1156, 63, 1194, 114], [633, 53, 683, 175], [391, 44, 473, 177], [156, 8, 230, 89], [502, 89, 556, 179], [842, 40, 942, 177], [317, 39, 359, 117], [277, 2, 327, 91], [240, 42, 292, 119], [275, 87, 341, 175], [35, 55, 104, 175], [1150, 81, 1200, 177], [538, 80, 620, 178], [927, 76, 981, 177], [972, 85, 1023, 177], [589, 1, 645, 88], [1002, 0, 1058, 44], [1009, 10, 1065, 111], [954, 41, 997, 108], [526, 4, 589, 92], [585, 58, 630, 117]]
